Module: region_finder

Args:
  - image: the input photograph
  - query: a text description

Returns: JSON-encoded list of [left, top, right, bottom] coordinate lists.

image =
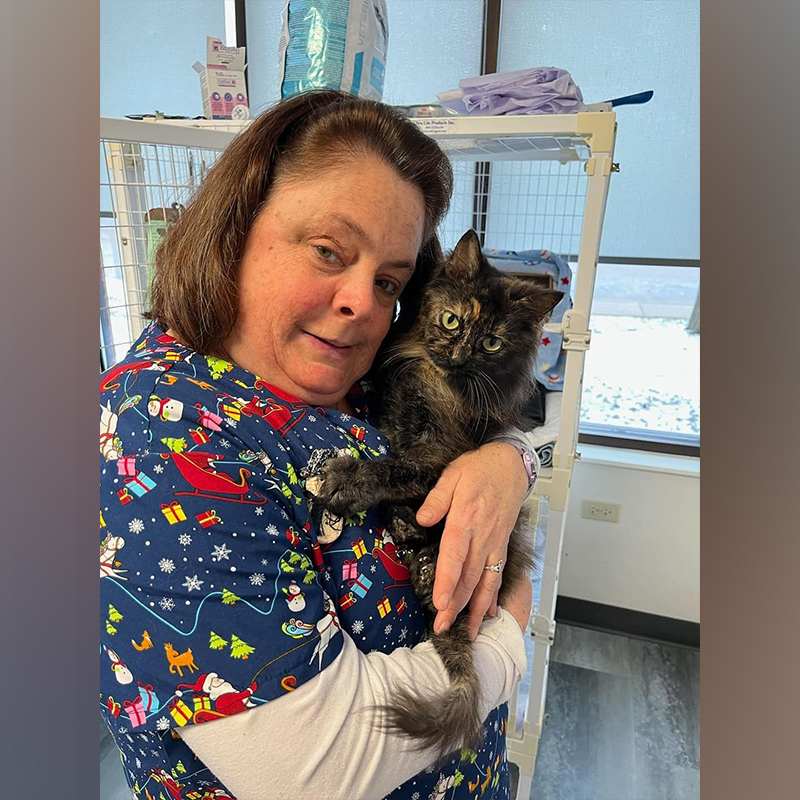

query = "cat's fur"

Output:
[[314, 229, 562, 759]]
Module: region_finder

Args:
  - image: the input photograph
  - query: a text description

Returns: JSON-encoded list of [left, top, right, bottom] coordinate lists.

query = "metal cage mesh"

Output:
[[100, 138, 224, 368], [100, 133, 588, 369]]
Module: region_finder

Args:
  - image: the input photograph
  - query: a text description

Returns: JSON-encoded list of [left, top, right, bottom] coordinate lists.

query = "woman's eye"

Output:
[[376, 279, 399, 296], [482, 336, 502, 352], [441, 311, 460, 330], [315, 245, 339, 263]]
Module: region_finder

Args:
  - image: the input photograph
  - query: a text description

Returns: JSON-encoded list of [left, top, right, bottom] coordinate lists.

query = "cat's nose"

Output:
[[448, 353, 467, 368]]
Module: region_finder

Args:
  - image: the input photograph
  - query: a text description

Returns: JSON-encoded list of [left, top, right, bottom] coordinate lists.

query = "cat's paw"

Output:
[[408, 544, 438, 601], [313, 456, 370, 518]]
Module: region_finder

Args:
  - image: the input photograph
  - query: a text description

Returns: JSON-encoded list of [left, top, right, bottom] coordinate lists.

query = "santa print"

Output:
[[175, 671, 258, 721]]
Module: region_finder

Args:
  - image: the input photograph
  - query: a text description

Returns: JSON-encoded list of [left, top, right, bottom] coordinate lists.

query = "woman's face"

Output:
[[224, 156, 425, 409]]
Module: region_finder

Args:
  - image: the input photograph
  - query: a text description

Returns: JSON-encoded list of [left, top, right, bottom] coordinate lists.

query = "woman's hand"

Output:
[[416, 442, 529, 640]]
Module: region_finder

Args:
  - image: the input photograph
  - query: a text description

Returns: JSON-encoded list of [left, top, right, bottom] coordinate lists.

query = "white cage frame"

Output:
[[100, 110, 617, 798]]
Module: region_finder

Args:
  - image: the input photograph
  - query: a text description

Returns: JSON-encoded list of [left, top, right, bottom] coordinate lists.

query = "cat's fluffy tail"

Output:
[[376, 617, 484, 762]]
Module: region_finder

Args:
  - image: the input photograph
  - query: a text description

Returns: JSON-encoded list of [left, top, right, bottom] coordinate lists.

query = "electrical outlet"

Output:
[[580, 500, 621, 523]]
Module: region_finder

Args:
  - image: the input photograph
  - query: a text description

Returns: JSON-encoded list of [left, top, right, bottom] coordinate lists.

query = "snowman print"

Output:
[[282, 581, 306, 612]]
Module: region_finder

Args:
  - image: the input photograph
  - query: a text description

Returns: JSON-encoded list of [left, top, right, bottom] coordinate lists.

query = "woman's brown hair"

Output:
[[147, 90, 454, 357]]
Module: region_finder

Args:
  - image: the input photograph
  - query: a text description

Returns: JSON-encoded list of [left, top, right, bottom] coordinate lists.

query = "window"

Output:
[[578, 263, 699, 444], [100, 0, 227, 118], [497, 0, 700, 449]]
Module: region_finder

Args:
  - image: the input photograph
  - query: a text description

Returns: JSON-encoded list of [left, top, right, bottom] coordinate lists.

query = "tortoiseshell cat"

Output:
[[314, 229, 562, 759]]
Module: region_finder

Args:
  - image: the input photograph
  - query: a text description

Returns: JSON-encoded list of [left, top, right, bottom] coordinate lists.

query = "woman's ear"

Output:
[[444, 229, 484, 281]]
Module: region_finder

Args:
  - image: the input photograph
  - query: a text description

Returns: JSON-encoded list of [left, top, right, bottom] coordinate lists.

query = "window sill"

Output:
[[576, 443, 700, 478]]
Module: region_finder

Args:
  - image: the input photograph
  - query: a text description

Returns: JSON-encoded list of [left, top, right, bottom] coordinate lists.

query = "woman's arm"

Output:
[[179, 608, 526, 800], [416, 430, 537, 638]]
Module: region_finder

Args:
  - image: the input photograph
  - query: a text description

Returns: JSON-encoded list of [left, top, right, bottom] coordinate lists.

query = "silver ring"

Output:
[[484, 559, 504, 573]]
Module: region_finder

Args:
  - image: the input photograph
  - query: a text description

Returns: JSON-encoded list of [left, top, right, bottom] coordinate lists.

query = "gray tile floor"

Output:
[[101, 624, 700, 800], [524, 624, 700, 800]]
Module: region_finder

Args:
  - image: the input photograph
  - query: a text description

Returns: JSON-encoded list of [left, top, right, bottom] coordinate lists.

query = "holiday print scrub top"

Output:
[[100, 324, 512, 800]]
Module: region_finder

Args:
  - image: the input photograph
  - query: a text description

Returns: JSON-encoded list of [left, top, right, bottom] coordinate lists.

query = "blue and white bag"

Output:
[[279, 0, 388, 101]]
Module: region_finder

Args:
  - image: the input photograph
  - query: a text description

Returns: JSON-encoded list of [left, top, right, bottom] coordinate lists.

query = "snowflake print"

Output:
[[280, 509, 289, 520], [378, 444, 387, 455], [182, 574, 204, 592], [250, 573, 266, 586], [261, 558, 269, 566], [254, 506, 264, 516], [424, 765, 436, 773], [411, 793, 420, 800], [211, 544, 231, 562], [384, 624, 392, 635], [153, 464, 164, 474], [178, 533, 192, 547], [224, 418, 238, 429], [370, 564, 377, 573], [340, 413, 351, 422], [220, 439, 231, 449], [158, 558, 175, 573], [266, 524, 279, 537], [155, 717, 170, 731], [399, 627, 408, 641], [128, 518, 145, 534], [308, 415, 317, 422], [352, 620, 365, 635], [159, 597, 175, 612], [494, 719, 499, 731]]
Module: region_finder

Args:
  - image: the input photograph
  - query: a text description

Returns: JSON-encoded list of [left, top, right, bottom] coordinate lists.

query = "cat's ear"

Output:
[[445, 229, 484, 281], [512, 285, 564, 320]]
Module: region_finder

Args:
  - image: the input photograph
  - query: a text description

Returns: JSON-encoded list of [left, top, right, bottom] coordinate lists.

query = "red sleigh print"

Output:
[[165, 451, 266, 506], [100, 360, 165, 392], [371, 538, 412, 591], [246, 379, 326, 437]]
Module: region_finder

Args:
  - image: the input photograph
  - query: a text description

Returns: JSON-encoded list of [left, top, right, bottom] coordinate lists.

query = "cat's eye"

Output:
[[441, 311, 460, 330], [482, 336, 502, 352]]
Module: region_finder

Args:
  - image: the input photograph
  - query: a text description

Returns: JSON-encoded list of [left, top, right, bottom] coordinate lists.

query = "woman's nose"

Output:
[[335, 268, 376, 321]]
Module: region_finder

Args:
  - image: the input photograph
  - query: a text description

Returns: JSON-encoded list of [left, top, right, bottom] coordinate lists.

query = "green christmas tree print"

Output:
[[209, 631, 227, 650], [460, 746, 478, 764], [221, 589, 241, 605], [108, 604, 123, 623], [105, 620, 117, 635], [229, 634, 255, 660]]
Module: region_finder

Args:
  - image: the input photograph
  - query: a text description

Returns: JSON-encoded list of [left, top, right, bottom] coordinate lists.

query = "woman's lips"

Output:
[[303, 331, 354, 358]]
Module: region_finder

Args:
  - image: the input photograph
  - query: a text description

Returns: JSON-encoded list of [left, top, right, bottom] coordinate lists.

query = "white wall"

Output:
[[557, 447, 700, 623]]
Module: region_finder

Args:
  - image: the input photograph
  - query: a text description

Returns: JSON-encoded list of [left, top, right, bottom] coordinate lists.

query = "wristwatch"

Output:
[[493, 437, 538, 492]]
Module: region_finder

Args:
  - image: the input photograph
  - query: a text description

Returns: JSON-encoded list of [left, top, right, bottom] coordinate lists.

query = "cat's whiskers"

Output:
[[478, 371, 504, 412]]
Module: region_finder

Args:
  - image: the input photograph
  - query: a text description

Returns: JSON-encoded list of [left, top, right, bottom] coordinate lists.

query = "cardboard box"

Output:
[[193, 37, 250, 120]]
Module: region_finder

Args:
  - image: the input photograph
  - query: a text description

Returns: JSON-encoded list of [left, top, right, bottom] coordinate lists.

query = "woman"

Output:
[[100, 90, 537, 800]]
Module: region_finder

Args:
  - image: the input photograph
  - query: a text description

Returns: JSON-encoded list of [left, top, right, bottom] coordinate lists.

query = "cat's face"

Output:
[[418, 231, 562, 396]]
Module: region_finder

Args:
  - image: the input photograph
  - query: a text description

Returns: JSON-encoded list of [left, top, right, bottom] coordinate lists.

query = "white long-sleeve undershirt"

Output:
[[179, 607, 526, 800]]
